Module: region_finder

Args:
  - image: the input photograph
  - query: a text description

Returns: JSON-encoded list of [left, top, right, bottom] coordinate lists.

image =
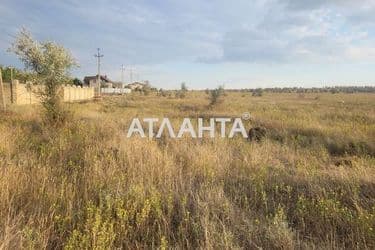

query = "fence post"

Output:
[[25, 81, 33, 104], [10, 79, 13, 103], [0, 68, 6, 110], [11, 80, 19, 104]]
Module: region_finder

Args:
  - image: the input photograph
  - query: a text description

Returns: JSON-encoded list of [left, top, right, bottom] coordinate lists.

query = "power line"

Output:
[[94, 48, 104, 96]]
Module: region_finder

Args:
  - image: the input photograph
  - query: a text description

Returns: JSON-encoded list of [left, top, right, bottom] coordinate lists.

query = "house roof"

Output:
[[127, 82, 145, 86]]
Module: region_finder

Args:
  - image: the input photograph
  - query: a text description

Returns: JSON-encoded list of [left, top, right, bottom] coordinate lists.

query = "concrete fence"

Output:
[[62, 85, 95, 102], [101, 88, 131, 95], [1, 82, 12, 106], [1, 80, 95, 105]]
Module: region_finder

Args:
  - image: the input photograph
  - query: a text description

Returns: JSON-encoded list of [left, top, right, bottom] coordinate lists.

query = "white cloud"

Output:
[[1, 0, 375, 87]]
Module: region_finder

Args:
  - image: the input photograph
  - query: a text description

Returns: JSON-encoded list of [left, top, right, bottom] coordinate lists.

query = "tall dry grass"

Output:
[[0, 92, 374, 249]]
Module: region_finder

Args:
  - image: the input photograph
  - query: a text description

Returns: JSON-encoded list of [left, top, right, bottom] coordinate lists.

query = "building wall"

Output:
[[89, 79, 97, 87]]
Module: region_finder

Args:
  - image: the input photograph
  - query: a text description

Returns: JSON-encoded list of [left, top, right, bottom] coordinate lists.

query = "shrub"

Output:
[[9, 28, 77, 124], [175, 82, 188, 98], [209, 85, 225, 106], [252, 88, 263, 97]]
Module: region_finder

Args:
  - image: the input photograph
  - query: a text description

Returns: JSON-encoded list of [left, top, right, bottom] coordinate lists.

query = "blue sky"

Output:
[[1, 0, 375, 89]]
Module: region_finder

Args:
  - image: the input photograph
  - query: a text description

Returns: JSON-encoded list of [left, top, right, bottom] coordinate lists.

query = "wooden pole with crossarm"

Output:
[[94, 48, 104, 97]]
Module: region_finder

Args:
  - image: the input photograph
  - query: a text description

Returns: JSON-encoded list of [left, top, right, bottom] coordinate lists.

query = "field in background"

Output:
[[0, 91, 374, 249]]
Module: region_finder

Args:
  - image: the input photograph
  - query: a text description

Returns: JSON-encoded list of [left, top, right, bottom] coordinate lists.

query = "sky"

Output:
[[1, 0, 375, 89]]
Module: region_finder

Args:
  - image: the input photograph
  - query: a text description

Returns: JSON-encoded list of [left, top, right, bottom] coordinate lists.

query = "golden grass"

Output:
[[0, 91, 374, 249]]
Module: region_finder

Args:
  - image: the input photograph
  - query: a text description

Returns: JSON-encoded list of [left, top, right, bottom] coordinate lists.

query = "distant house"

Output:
[[83, 75, 115, 88], [127, 82, 146, 91], [112, 82, 127, 89]]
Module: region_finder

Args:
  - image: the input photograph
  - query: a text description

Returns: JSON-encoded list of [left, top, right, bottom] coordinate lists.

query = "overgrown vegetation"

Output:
[[208, 85, 225, 106], [252, 88, 263, 97], [0, 91, 374, 249], [175, 82, 188, 98]]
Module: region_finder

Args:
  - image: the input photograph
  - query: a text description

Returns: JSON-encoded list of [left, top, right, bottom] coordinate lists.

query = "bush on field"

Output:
[[9, 28, 77, 124], [209, 85, 225, 106]]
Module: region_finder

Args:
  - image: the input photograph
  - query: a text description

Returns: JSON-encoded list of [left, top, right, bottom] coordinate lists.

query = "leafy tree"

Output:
[[252, 88, 263, 97], [72, 78, 83, 87], [181, 82, 188, 92], [9, 28, 77, 123], [0, 65, 32, 82], [158, 88, 168, 97], [176, 82, 188, 98], [0, 66, 15, 82]]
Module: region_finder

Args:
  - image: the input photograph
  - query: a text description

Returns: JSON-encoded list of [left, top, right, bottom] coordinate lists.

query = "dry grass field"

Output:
[[0, 91, 374, 249]]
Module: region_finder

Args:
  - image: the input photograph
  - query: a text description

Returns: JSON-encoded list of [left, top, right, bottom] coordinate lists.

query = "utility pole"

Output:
[[128, 66, 137, 83], [0, 68, 5, 110], [94, 48, 104, 96], [121, 64, 125, 86]]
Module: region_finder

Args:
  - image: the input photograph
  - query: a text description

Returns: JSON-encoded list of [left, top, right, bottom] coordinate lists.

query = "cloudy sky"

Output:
[[1, 0, 375, 89]]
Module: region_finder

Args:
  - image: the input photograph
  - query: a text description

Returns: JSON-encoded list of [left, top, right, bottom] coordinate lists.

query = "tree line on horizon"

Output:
[[227, 86, 375, 94]]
